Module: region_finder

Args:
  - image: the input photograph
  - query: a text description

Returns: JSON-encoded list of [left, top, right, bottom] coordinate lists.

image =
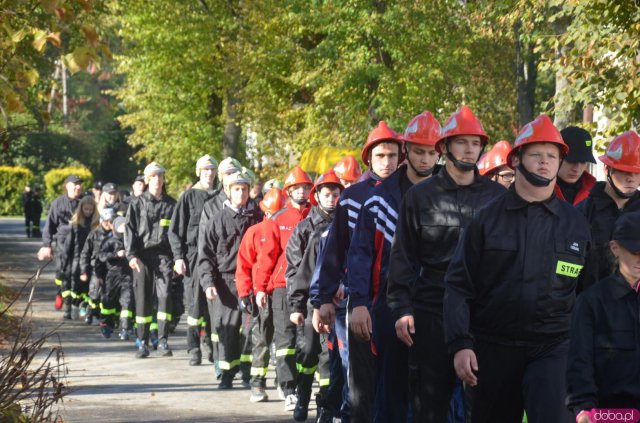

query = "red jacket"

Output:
[[255, 202, 309, 294], [554, 171, 596, 206], [235, 221, 267, 297]]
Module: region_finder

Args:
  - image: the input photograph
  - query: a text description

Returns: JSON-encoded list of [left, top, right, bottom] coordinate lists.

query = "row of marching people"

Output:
[[36, 104, 640, 423]]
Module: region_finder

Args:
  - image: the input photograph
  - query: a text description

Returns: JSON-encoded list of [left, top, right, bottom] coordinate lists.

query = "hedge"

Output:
[[0, 166, 34, 215], [44, 166, 94, 206]]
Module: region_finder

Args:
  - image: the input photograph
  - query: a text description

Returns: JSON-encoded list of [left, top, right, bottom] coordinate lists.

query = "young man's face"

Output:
[[229, 183, 249, 207], [370, 142, 400, 179], [148, 173, 164, 192], [489, 165, 515, 189], [445, 135, 483, 166], [517, 143, 561, 181], [608, 167, 640, 195], [610, 241, 640, 283], [406, 143, 439, 174], [316, 186, 341, 210], [557, 161, 588, 184], [200, 167, 215, 188], [288, 184, 311, 202]]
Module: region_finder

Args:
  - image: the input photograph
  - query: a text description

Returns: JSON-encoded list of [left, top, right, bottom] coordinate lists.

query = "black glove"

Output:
[[239, 296, 253, 315]]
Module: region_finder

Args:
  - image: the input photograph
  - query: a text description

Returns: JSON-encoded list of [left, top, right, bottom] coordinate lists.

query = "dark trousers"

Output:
[[184, 249, 206, 352], [411, 309, 457, 423], [101, 272, 133, 329], [334, 302, 350, 421], [25, 214, 40, 237], [347, 308, 376, 423], [470, 339, 573, 423], [210, 276, 242, 375], [323, 330, 345, 418], [371, 301, 410, 423], [239, 306, 254, 380], [250, 296, 274, 388], [133, 252, 173, 343], [272, 287, 297, 394], [54, 241, 68, 295], [296, 304, 331, 384]]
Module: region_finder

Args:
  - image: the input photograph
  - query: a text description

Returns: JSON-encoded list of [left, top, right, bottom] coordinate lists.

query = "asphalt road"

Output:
[[0, 218, 296, 422]]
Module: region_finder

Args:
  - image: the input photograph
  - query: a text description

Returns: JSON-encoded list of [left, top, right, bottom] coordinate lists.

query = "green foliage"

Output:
[[43, 166, 93, 205], [0, 166, 34, 215]]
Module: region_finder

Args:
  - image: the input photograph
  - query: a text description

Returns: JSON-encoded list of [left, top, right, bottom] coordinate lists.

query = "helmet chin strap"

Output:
[[607, 168, 636, 199], [444, 140, 484, 172], [290, 197, 308, 206], [516, 151, 558, 187]]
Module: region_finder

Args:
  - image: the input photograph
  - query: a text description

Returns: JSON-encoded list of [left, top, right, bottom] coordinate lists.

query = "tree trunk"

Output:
[[551, 11, 575, 129], [515, 20, 537, 127], [222, 86, 241, 158]]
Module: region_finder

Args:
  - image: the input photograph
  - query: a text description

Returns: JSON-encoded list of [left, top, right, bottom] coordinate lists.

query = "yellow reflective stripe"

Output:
[[160, 219, 171, 227], [150, 322, 159, 330], [157, 311, 172, 322], [211, 333, 219, 342], [296, 363, 317, 375], [240, 354, 253, 363], [218, 359, 240, 370], [318, 378, 330, 386], [556, 260, 583, 277], [120, 310, 133, 319], [55, 279, 63, 286], [250, 367, 268, 377], [100, 303, 117, 315], [61, 290, 73, 298], [136, 315, 153, 324], [187, 316, 203, 326], [276, 348, 296, 357], [200, 320, 207, 327]]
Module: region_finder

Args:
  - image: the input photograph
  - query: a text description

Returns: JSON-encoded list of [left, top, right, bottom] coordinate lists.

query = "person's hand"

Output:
[[576, 413, 593, 423], [333, 284, 345, 305], [239, 296, 253, 314], [37, 246, 52, 261], [290, 312, 304, 326], [256, 291, 267, 309], [312, 308, 330, 334], [395, 315, 415, 347], [350, 306, 372, 341], [453, 349, 479, 386], [116, 249, 125, 258], [174, 259, 187, 275], [80, 273, 88, 282], [205, 286, 218, 301], [319, 303, 336, 328], [128, 257, 141, 273]]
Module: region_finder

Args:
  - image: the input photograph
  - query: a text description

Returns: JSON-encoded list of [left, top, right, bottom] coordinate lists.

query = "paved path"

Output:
[[0, 218, 295, 422]]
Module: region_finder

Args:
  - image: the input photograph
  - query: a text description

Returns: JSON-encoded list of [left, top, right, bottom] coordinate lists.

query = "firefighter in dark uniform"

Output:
[[387, 105, 505, 423], [577, 130, 640, 289], [554, 126, 597, 206], [198, 171, 261, 389], [348, 111, 442, 422], [125, 162, 177, 359], [566, 211, 640, 422], [38, 174, 83, 310], [287, 170, 344, 421], [443, 114, 592, 423], [316, 121, 403, 423], [169, 154, 219, 366]]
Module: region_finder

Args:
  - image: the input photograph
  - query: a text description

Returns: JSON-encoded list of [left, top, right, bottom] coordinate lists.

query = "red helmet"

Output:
[[259, 188, 286, 215], [309, 169, 344, 206], [361, 121, 404, 166], [403, 111, 442, 147], [599, 131, 640, 173], [333, 156, 362, 182], [507, 114, 568, 168], [282, 166, 313, 194], [436, 105, 489, 154], [477, 140, 512, 176]]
